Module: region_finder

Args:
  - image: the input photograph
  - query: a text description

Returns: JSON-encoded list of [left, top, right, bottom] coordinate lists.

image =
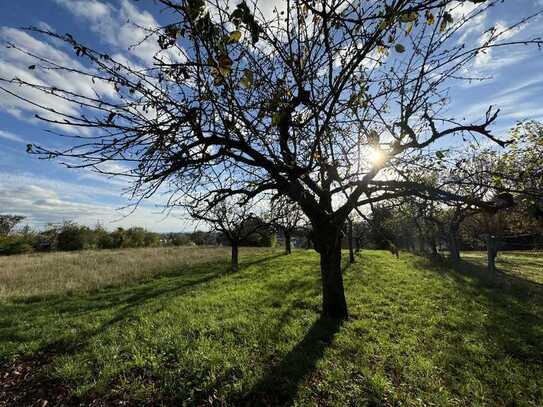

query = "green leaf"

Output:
[[368, 129, 380, 145], [272, 113, 282, 126], [394, 44, 406, 53], [440, 12, 453, 32]]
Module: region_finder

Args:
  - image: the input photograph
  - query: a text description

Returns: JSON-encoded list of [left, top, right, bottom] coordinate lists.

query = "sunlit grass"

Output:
[[1, 248, 542, 405]]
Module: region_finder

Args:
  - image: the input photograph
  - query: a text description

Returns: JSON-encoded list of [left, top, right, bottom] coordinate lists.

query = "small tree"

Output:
[[190, 199, 267, 272], [271, 196, 305, 255]]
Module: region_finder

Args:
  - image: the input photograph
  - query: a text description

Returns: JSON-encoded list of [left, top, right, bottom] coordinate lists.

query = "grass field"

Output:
[[1, 248, 542, 406]]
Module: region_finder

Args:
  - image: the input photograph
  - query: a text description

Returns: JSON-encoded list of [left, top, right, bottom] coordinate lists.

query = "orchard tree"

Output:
[[189, 197, 267, 272], [2, 0, 541, 318], [270, 196, 305, 254], [498, 121, 543, 220]]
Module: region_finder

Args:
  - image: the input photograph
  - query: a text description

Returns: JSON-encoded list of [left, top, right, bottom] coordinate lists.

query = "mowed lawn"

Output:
[[1, 248, 542, 406]]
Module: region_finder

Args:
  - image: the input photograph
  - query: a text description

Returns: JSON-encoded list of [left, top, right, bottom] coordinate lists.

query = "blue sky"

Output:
[[0, 0, 542, 232]]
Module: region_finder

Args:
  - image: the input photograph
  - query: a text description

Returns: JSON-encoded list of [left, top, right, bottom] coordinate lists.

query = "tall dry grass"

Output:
[[0, 246, 275, 300]]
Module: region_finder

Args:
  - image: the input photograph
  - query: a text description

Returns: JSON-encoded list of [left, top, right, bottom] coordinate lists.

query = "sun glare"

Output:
[[368, 148, 386, 166]]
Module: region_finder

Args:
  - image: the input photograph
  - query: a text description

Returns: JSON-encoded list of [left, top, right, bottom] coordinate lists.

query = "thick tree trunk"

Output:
[[313, 224, 348, 320], [231, 240, 239, 272], [285, 232, 292, 255], [348, 220, 355, 264]]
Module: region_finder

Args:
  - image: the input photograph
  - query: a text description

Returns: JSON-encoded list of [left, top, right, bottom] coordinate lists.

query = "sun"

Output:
[[368, 147, 386, 166]]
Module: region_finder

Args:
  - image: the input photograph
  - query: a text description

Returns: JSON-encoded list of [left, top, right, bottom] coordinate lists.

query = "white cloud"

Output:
[[474, 21, 525, 68], [0, 27, 117, 134], [0, 172, 191, 232], [0, 129, 26, 143], [53, 0, 185, 66]]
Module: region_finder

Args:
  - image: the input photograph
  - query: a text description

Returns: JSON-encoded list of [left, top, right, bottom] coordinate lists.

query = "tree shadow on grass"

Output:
[[241, 317, 342, 406], [239, 252, 285, 268], [413, 255, 543, 365], [0, 261, 229, 362], [0, 259, 235, 405]]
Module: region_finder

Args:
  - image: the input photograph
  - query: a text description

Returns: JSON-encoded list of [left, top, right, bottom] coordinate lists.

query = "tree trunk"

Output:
[[430, 238, 438, 257], [447, 227, 460, 264], [348, 220, 355, 264], [231, 240, 239, 272], [355, 236, 360, 253], [313, 224, 348, 320], [285, 232, 292, 255], [487, 235, 497, 273]]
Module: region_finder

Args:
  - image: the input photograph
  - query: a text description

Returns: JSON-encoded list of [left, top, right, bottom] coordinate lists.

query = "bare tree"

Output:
[[189, 198, 267, 272], [2, 0, 541, 318], [270, 196, 305, 254]]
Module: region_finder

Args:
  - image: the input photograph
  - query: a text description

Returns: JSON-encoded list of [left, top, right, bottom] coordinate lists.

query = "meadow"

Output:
[[1, 247, 542, 406]]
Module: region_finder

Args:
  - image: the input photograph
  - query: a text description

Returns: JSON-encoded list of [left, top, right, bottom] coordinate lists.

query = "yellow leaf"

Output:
[[227, 30, 242, 43], [426, 11, 435, 25]]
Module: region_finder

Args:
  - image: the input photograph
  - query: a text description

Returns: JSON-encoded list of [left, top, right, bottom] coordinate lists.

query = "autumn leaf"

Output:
[[240, 69, 253, 88], [395, 44, 406, 53], [425, 11, 435, 25], [399, 11, 418, 23], [226, 30, 242, 43]]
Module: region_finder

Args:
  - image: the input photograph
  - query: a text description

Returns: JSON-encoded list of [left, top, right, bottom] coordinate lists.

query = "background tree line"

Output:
[[0, 216, 281, 256]]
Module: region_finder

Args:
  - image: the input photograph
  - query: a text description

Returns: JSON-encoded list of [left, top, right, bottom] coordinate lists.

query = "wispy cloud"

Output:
[[53, 0, 185, 66], [0, 171, 190, 232], [0, 129, 26, 143]]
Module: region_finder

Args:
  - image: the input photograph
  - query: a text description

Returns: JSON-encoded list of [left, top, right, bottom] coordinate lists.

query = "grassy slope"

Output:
[[1, 248, 542, 406]]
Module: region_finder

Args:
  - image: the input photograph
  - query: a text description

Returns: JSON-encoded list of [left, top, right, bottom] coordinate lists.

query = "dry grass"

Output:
[[0, 246, 275, 300]]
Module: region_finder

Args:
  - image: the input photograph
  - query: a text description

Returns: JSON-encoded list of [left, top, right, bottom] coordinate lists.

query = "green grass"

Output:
[[462, 250, 543, 284], [1, 248, 542, 406]]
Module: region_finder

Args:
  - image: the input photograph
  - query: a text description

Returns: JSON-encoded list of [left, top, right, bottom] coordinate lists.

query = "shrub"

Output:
[[57, 222, 96, 251], [0, 236, 33, 255]]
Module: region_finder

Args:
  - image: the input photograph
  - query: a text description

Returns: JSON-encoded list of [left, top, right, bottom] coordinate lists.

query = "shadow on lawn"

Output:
[[415, 255, 543, 365], [0, 251, 325, 405], [0, 255, 246, 368], [241, 317, 341, 406]]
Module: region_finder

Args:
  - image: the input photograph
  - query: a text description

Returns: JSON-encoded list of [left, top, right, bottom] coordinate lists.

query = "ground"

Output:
[[1, 247, 542, 406]]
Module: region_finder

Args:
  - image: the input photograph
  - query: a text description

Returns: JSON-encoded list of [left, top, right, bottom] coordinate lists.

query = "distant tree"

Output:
[[190, 199, 267, 272], [346, 217, 356, 264], [57, 221, 96, 251], [499, 121, 543, 220], [190, 230, 216, 246], [167, 233, 192, 246], [110, 227, 126, 249], [271, 196, 305, 254], [0, 215, 25, 236], [124, 227, 147, 248], [7, 0, 542, 318]]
